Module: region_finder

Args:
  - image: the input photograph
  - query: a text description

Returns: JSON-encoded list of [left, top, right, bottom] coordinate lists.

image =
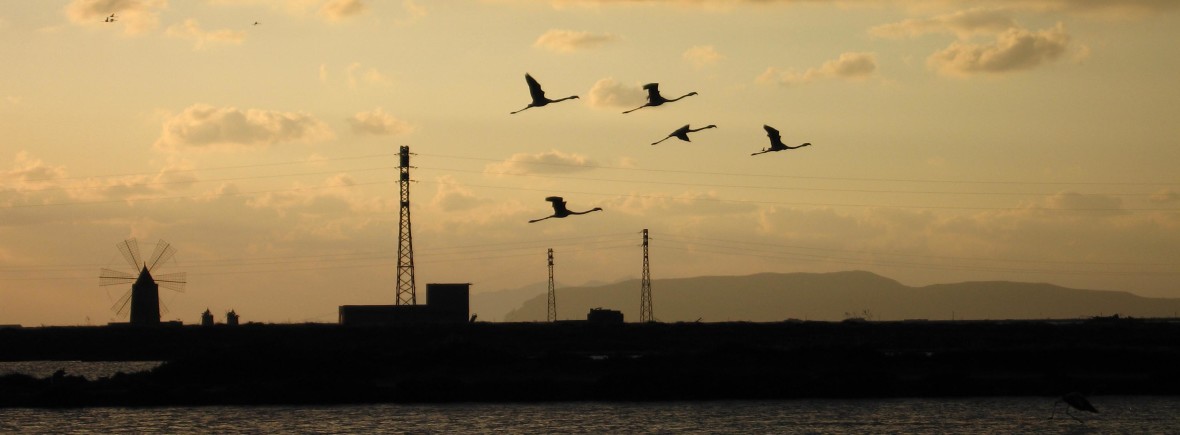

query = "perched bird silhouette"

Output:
[[651, 124, 717, 145], [529, 196, 603, 223], [510, 74, 579, 114], [1052, 392, 1098, 423], [751, 125, 811, 156], [623, 83, 698, 114]]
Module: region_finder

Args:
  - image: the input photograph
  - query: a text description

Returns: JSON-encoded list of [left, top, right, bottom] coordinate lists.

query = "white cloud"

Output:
[[683, 45, 723, 68], [319, 0, 367, 21], [348, 108, 413, 136], [485, 150, 596, 176], [165, 19, 247, 50], [586, 78, 646, 109], [758, 52, 878, 86], [927, 23, 1070, 76], [533, 29, 619, 53], [870, 8, 1018, 39], [154, 104, 334, 151], [64, 0, 164, 35]]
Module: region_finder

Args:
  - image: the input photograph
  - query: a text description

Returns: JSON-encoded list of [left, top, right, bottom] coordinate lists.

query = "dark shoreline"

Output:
[[2, 319, 1179, 407]]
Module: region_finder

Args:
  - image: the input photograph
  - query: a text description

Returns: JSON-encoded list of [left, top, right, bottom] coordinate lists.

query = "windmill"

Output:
[[98, 239, 187, 325]]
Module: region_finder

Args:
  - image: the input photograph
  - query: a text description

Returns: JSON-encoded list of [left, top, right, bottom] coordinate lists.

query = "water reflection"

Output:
[[2, 397, 1178, 433]]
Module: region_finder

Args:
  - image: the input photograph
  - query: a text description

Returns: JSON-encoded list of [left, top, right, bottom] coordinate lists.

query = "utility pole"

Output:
[[396, 146, 416, 305], [640, 229, 653, 322], [547, 248, 556, 322]]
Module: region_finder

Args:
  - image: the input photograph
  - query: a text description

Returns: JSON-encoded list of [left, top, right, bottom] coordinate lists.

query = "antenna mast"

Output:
[[396, 146, 417, 305], [640, 229, 653, 322], [547, 248, 556, 322]]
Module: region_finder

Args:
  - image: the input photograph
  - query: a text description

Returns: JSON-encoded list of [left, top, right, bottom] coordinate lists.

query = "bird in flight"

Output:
[[529, 197, 603, 223], [651, 124, 717, 145], [104, 14, 117, 23], [623, 83, 697, 114], [253, 21, 261, 26], [510, 73, 579, 114], [751, 125, 811, 156]]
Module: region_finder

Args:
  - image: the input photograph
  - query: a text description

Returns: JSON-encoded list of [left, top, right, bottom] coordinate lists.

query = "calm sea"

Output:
[[2, 363, 1178, 433], [2, 397, 1178, 433]]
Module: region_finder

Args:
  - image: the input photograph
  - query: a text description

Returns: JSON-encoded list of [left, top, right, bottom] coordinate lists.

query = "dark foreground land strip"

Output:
[[2, 320, 1178, 407]]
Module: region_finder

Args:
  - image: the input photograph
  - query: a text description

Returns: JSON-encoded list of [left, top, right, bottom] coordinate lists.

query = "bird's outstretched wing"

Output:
[[763, 125, 781, 143], [525, 74, 546, 101]]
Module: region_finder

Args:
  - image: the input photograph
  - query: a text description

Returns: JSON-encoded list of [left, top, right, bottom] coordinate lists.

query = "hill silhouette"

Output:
[[504, 271, 1180, 322]]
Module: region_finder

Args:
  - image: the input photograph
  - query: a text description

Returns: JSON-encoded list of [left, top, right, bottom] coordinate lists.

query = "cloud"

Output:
[[927, 23, 1070, 76], [758, 51, 877, 86], [533, 29, 619, 53], [869, 8, 1018, 39], [1, 152, 67, 191], [683, 45, 724, 68], [64, 0, 164, 35], [398, 0, 428, 24], [485, 150, 596, 175], [428, 175, 489, 212], [165, 19, 247, 50], [346, 62, 392, 89], [1040, 191, 1123, 213], [586, 78, 646, 109], [319, 0, 368, 21], [1149, 189, 1179, 204], [154, 104, 334, 151], [348, 108, 413, 136]]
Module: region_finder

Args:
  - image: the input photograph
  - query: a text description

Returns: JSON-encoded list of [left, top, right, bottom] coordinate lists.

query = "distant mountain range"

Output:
[[499, 271, 1180, 322]]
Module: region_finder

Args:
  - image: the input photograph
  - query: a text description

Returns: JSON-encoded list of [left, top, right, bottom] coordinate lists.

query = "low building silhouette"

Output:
[[588, 308, 623, 323], [339, 283, 470, 326], [226, 310, 239, 326]]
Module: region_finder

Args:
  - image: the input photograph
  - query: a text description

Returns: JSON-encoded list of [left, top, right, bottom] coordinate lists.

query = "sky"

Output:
[[2, 0, 1179, 326]]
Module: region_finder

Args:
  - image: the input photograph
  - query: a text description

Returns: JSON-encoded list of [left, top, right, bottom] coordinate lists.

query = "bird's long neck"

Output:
[[570, 208, 601, 215], [550, 96, 578, 102], [668, 93, 695, 102]]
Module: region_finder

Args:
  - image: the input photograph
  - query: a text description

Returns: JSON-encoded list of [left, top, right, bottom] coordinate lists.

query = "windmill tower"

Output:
[[99, 239, 187, 325], [547, 248, 556, 322], [640, 229, 653, 323]]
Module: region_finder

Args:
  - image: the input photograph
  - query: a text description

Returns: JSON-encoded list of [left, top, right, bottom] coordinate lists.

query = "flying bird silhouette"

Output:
[[510, 73, 579, 114], [1052, 392, 1098, 423], [651, 124, 717, 145], [104, 14, 117, 23], [253, 21, 261, 26], [623, 83, 698, 114], [751, 125, 811, 156], [529, 196, 603, 223]]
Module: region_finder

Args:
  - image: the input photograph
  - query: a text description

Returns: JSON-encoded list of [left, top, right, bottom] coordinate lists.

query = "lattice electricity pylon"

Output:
[[547, 248, 556, 322], [396, 145, 417, 305], [640, 229, 653, 322]]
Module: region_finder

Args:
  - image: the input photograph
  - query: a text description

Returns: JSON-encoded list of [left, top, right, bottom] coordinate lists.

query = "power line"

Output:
[[417, 152, 1180, 187]]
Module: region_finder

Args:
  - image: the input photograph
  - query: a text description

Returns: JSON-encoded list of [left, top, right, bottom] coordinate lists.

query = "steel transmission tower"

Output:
[[640, 229, 653, 322], [547, 248, 556, 322], [396, 146, 416, 305]]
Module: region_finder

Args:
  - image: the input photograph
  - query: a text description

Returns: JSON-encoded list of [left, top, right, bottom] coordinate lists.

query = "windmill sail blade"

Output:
[[117, 238, 141, 269], [146, 240, 176, 272], [159, 299, 170, 316], [111, 289, 133, 317], [155, 272, 187, 293], [99, 268, 136, 286]]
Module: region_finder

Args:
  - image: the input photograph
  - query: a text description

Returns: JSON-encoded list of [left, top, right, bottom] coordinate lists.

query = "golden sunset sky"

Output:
[[2, 0, 1178, 325]]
